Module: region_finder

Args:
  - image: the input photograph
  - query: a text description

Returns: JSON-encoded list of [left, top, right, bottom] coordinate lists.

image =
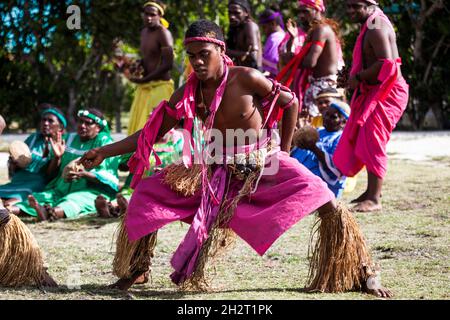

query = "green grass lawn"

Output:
[[0, 159, 449, 300]]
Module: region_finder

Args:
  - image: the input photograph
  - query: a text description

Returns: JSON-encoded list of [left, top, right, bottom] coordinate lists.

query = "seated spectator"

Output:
[[0, 105, 67, 206], [311, 87, 345, 128], [95, 128, 184, 218], [11, 108, 120, 221], [291, 100, 350, 197]]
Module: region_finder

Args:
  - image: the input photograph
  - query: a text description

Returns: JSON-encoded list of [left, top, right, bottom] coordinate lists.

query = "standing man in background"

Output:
[[126, 1, 175, 135], [226, 0, 262, 70], [333, 0, 409, 212]]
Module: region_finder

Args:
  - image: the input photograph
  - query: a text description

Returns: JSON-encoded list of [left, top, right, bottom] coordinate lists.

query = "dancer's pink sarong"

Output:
[[126, 150, 333, 255], [333, 8, 409, 179]]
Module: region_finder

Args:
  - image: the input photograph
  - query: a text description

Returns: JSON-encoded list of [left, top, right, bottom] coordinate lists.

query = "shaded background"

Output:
[[1, 0, 449, 132]]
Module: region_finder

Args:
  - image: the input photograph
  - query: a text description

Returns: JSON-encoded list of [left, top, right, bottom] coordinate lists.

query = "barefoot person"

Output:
[[81, 20, 391, 297], [12, 109, 120, 221], [291, 101, 350, 198], [126, 1, 175, 135], [0, 105, 67, 207], [226, 0, 262, 70], [333, 0, 409, 212], [276, 0, 344, 127]]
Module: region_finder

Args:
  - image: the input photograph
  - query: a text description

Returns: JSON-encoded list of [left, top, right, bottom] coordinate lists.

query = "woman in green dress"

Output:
[[12, 108, 120, 221], [94, 128, 184, 218], [0, 105, 67, 206]]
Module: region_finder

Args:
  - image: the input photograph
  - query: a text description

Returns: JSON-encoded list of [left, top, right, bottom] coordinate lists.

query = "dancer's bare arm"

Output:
[[244, 68, 299, 152], [302, 25, 327, 69], [349, 24, 392, 89], [80, 88, 183, 169], [80, 130, 141, 169]]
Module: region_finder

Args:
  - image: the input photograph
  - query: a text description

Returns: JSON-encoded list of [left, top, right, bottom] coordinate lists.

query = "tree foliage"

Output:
[[1, 0, 449, 131]]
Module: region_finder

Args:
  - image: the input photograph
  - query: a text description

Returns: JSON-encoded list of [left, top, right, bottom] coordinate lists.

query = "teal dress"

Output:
[[0, 133, 55, 201]]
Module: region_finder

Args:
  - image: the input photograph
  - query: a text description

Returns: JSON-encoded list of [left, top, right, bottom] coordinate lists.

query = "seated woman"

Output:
[[0, 105, 67, 207], [291, 100, 350, 198], [95, 128, 184, 218], [11, 108, 120, 221], [310, 87, 345, 128]]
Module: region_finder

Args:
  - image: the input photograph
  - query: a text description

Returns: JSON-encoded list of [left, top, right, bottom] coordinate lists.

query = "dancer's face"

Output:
[[347, 0, 370, 23], [298, 5, 316, 26], [186, 42, 223, 82], [228, 4, 248, 27], [142, 5, 161, 28]]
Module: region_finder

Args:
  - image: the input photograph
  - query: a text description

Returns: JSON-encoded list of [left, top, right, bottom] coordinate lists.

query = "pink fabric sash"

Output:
[[170, 165, 228, 285], [127, 101, 172, 188]]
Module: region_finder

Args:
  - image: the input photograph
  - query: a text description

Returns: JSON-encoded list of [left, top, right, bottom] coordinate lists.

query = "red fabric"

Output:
[[276, 42, 313, 118], [333, 9, 409, 178]]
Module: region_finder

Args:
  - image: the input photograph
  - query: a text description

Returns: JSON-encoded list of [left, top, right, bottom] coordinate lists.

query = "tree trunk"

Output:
[[67, 87, 77, 130], [114, 74, 122, 133], [430, 102, 444, 130]]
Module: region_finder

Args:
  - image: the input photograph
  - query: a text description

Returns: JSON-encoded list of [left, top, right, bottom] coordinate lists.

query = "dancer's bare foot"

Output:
[[41, 270, 58, 287], [134, 271, 149, 285], [116, 193, 128, 217], [28, 195, 49, 221], [352, 200, 382, 212], [363, 276, 393, 298], [109, 271, 146, 291], [95, 195, 112, 218]]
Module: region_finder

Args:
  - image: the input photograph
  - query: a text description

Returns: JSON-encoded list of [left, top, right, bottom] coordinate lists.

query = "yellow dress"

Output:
[[127, 79, 174, 135]]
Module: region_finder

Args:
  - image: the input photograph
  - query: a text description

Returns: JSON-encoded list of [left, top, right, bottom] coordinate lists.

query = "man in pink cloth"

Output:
[[277, 0, 344, 127], [333, 0, 409, 212], [81, 20, 391, 298]]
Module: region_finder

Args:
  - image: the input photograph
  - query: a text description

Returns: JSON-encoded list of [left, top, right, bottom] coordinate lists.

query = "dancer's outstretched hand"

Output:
[[79, 148, 105, 169]]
